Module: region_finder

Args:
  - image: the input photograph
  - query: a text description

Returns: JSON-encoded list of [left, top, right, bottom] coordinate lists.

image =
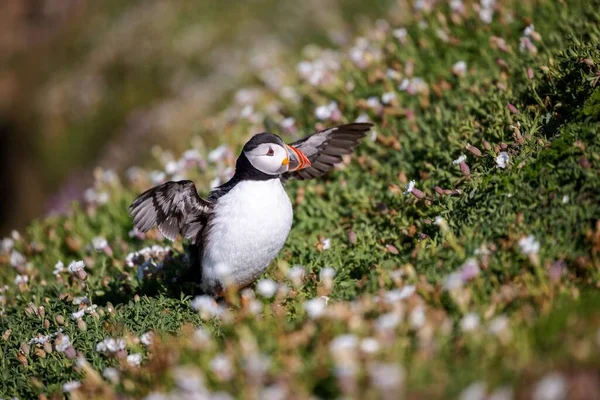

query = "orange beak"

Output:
[[285, 145, 311, 171]]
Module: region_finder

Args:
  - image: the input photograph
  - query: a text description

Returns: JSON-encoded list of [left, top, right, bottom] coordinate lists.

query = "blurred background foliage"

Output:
[[0, 0, 399, 235]]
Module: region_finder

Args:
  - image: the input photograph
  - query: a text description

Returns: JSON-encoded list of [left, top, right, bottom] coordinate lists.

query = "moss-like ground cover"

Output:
[[1, 1, 599, 398]]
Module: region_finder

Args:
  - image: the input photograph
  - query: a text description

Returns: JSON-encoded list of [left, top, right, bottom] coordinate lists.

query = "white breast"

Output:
[[200, 179, 293, 294]]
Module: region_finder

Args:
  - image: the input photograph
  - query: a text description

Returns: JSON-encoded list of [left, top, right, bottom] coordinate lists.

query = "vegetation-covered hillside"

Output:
[[1, 0, 599, 398]]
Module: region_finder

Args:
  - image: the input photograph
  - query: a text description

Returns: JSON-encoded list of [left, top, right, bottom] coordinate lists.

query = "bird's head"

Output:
[[242, 133, 311, 176]]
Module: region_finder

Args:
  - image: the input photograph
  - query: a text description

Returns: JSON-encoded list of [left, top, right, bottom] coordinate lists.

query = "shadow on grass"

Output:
[[94, 247, 204, 307]]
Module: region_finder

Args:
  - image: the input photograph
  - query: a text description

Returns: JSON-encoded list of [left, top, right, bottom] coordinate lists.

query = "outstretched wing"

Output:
[[129, 180, 212, 244], [282, 122, 373, 180]]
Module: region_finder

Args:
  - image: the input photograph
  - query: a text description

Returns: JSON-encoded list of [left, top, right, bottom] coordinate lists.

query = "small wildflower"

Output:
[[287, 265, 305, 287], [191, 296, 222, 319], [96, 337, 126, 353], [208, 145, 229, 163], [210, 354, 234, 381], [71, 309, 85, 320], [315, 101, 340, 121], [410, 306, 426, 329], [173, 366, 205, 393], [68, 260, 87, 281], [495, 152, 510, 169], [381, 92, 396, 105], [392, 28, 408, 41], [103, 367, 120, 383], [140, 332, 153, 346], [92, 236, 108, 251], [488, 315, 510, 337], [256, 279, 278, 298], [14, 275, 29, 285], [329, 334, 359, 360], [452, 61, 467, 77], [360, 337, 380, 354], [404, 180, 426, 199], [304, 297, 327, 319], [518, 235, 540, 255], [55, 335, 71, 352], [460, 313, 480, 332], [10, 250, 26, 267], [62, 381, 81, 393], [127, 353, 142, 366], [459, 381, 486, 400], [319, 267, 336, 288], [369, 363, 405, 391], [562, 195, 569, 204], [1, 238, 14, 253], [533, 372, 567, 400], [53, 261, 65, 275], [376, 312, 401, 332], [453, 154, 467, 165], [321, 238, 332, 250]]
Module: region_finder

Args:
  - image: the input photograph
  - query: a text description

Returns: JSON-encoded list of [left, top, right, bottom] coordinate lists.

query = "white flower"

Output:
[[533, 372, 567, 400], [149, 170, 166, 184], [367, 96, 382, 110], [68, 260, 85, 273], [62, 381, 81, 392], [10, 250, 25, 267], [443, 272, 463, 291], [96, 337, 126, 353], [393, 28, 408, 40], [55, 335, 71, 352], [376, 312, 401, 331], [53, 261, 65, 275], [14, 275, 29, 285], [191, 296, 222, 318], [495, 152, 510, 169], [562, 195, 569, 204], [304, 297, 327, 319], [488, 315, 510, 336], [460, 313, 480, 332], [140, 332, 153, 346], [489, 386, 513, 400], [314, 101, 339, 121], [360, 337, 380, 354], [208, 145, 229, 163], [453, 154, 467, 164], [280, 117, 295, 129], [103, 367, 120, 383], [256, 279, 278, 298], [404, 180, 416, 194], [381, 92, 396, 104], [524, 24, 535, 37], [459, 381, 486, 400], [355, 113, 370, 123], [210, 354, 234, 381], [320, 267, 336, 281], [321, 238, 331, 250], [479, 8, 493, 24], [1, 238, 14, 253], [173, 366, 206, 393], [287, 265, 305, 287], [92, 236, 108, 251], [329, 334, 359, 359], [29, 334, 51, 345], [369, 363, 405, 390], [410, 306, 426, 328], [518, 235, 540, 255], [384, 285, 416, 303], [127, 353, 142, 366], [452, 61, 467, 76], [70, 308, 85, 320], [193, 327, 212, 346], [72, 296, 89, 305], [450, 0, 464, 11]]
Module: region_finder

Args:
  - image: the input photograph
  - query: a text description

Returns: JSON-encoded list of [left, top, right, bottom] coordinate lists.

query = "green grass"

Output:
[[1, 0, 600, 398]]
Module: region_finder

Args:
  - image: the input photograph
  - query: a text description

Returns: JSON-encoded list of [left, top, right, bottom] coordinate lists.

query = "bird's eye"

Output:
[[266, 147, 274, 156]]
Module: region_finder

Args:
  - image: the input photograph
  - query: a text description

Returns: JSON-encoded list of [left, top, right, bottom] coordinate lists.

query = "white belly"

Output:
[[200, 179, 293, 294]]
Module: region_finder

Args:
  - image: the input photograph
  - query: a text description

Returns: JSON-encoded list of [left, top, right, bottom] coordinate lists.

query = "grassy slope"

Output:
[[1, 0, 600, 398]]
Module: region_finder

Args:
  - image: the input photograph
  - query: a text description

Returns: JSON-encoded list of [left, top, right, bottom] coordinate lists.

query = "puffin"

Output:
[[129, 122, 373, 296]]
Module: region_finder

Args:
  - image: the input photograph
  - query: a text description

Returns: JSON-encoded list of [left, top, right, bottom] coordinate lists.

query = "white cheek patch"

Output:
[[245, 144, 288, 175]]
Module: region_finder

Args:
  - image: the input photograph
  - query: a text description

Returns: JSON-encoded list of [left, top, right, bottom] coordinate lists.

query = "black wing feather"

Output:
[[129, 180, 212, 244], [282, 122, 373, 180]]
